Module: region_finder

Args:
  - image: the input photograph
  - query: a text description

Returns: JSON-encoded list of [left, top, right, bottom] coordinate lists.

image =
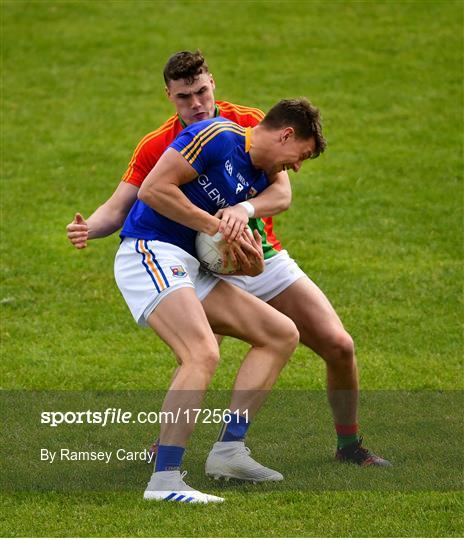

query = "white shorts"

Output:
[[114, 238, 220, 326], [219, 249, 306, 302]]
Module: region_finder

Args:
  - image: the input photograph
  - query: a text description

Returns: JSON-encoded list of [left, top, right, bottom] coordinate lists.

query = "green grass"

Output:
[[1, 0, 463, 537], [2, 492, 462, 538]]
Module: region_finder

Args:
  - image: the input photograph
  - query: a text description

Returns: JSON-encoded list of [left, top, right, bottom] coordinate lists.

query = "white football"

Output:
[[195, 231, 239, 274]]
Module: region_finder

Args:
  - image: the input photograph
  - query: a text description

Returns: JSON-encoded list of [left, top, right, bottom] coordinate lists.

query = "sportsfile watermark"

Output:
[[40, 407, 248, 427], [1, 390, 462, 492], [40, 447, 153, 464]]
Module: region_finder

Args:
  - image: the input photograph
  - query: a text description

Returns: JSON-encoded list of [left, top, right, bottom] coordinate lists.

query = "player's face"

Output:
[[166, 73, 216, 126], [268, 131, 317, 175]]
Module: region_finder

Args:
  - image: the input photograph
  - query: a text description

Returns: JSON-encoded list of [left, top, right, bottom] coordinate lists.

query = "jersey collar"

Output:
[[245, 127, 252, 153], [178, 104, 220, 129]]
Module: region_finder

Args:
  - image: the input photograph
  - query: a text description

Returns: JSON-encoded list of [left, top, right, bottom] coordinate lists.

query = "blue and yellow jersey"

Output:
[[120, 117, 270, 256]]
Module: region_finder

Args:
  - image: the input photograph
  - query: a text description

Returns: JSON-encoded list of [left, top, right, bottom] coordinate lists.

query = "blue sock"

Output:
[[155, 445, 185, 472], [218, 415, 250, 442]]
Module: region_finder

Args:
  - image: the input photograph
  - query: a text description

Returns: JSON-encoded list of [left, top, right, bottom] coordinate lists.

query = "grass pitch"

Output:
[[1, 0, 463, 537]]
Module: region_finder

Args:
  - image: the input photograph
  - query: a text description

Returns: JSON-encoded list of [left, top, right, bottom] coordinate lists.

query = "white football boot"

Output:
[[143, 470, 224, 504], [205, 441, 284, 483]]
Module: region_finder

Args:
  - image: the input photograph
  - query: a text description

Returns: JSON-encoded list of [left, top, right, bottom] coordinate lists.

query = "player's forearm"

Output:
[[85, 181, 139, 240], [139, 185, 219, 236], [250, 187, 291, 217], [250, 171, 292, 217], [86, 203, 127, 239]]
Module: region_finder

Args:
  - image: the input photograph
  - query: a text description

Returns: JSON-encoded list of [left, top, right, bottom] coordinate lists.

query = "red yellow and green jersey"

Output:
[[121, 100, 282, 259]]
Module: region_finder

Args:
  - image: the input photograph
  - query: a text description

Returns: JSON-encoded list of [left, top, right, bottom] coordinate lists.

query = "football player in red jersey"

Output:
[[67, 50, 390, 467]]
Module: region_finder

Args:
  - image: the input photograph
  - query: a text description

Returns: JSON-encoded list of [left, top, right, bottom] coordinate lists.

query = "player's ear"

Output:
[[209, 74, 216, 90], [281, 127, 295, 143]]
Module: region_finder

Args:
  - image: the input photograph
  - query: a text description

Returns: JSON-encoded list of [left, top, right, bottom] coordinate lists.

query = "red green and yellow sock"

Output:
[[335, 423, 359, 449]]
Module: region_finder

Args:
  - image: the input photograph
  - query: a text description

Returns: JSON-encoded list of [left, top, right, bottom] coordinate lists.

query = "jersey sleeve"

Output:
[[170, 122, 235, 175], [249, 115, 263, 126], [121, 116, 178, 187], [121, 139, 164, 188], [243, 109, 264, 127], [216, 100, 265, 128]]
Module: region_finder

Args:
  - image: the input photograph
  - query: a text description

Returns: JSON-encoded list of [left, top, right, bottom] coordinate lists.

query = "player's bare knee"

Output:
[[286, 319, 300, 353], [178, 338, 219, 376], [194, 342, 220, 377], [269, 316, 299, 357], [326, 331, 355, 368]]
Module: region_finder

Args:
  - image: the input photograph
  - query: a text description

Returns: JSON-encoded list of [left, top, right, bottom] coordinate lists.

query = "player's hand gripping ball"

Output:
[[195, 230, 242, 274]]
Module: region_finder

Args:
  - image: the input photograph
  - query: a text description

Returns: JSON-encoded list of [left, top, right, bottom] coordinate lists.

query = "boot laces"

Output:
[[179, 470, 189, 489], [235, 445, 252, 457], [354, 437, 370, 457]]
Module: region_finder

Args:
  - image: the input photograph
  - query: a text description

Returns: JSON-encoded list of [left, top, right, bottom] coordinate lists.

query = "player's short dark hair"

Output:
[[163, 50, 209, 85], [261, 98, 327, 158]]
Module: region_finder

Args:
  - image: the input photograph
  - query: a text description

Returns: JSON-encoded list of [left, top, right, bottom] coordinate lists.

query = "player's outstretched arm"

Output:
[[138, 148, 220, 235], [66, 182, 138, 249], [217, 170, 291, 242]]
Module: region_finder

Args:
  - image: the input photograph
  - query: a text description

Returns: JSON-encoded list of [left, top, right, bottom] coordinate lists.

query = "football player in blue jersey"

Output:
[[69, 50, 391, 476], [115, 99, 325, 503]]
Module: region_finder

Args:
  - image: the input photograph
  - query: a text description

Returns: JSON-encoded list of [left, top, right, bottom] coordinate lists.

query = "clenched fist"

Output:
[[66, 213, 89, 249]]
